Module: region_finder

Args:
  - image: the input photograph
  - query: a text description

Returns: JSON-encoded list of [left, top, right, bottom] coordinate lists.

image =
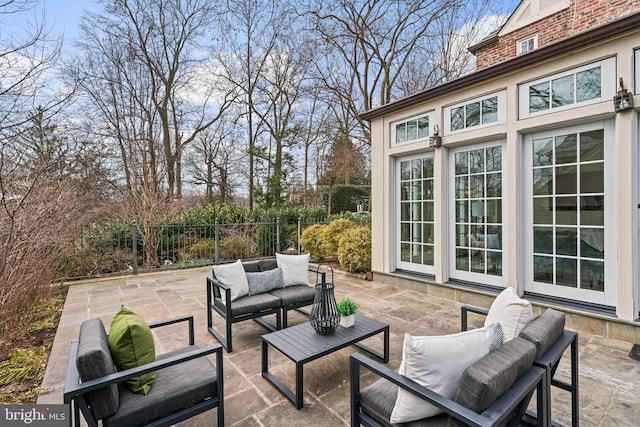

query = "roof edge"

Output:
[[361, 10, 640, 121]]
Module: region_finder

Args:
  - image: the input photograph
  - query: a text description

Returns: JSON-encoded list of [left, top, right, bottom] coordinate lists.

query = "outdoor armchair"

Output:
[[64, 315, 224, 427], [462, 305, 579, 427]]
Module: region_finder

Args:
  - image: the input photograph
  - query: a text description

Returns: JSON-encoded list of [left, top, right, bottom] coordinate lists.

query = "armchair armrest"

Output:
[[350, 352, 544, 427], [149, 315, 195, 346], [460, 305, 489, 331], [64, 341, 223, 403], [207, 276, 232, 306]]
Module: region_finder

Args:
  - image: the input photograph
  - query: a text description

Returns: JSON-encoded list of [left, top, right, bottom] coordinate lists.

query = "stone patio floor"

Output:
[[37, 266, 640, 426]]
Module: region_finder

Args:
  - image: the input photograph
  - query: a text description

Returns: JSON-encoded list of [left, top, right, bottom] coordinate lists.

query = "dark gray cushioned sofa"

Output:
[[64, 315, 224, 427], [206, 258, 316, 352]]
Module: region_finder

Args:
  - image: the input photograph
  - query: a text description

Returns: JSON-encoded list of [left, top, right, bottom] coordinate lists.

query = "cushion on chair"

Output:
[[103, 346, 218, 427], [76, 318, 120, 420], [269, 284, 315, 306], [259, 258, 278, 271], [246, 267, 284, 295], [390, 323, 503, 423], [241, 261, 262, 272], [215, 292, 282, 316], [107, 306, 156, 394], [452, 337, 536, 415], [518, 308, 566, 359], [484, 287, 533, 341], [213, 259, 250, 303], [360, 377, 449, 427], [276, 253, 310, 286]]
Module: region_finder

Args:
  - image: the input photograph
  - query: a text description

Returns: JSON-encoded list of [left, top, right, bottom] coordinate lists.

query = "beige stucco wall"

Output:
[[369, 29, 640, 322]]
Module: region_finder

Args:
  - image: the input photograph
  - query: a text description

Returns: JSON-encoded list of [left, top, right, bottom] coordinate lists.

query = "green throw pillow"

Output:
[[107, 306, 156, 394]]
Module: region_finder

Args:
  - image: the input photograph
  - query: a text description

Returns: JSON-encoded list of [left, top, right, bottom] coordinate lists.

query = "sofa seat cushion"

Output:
[[76, 318, 119, 420], [103, 346, 218, 427], [360, 377, 449, 427], [453, 336, 536, 415], [269, 285, 315, 306], [215, 292, 281, 316], [518, 308, 565, 359]]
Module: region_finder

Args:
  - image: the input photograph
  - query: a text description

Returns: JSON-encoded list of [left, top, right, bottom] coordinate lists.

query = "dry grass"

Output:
[[0, 287, 66, 404]]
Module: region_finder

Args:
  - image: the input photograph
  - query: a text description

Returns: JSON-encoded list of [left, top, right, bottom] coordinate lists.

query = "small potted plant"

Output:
[[337, 297, 358, 328]]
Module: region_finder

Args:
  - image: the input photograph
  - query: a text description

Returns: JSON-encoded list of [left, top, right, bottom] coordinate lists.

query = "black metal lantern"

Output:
[[429, 124, 442, 148], [613, 78, 634, 112], [309, 265, 340, 335]]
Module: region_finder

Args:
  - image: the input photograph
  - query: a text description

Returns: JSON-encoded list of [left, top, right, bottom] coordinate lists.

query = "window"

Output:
[[397, 155, 435, 274], [519, 57, 615, 119], [524, 121, 616, 307], [450, 143, 504, 285], [444, 91, 506, 135], [391, 112, 434, 146], [517, 35, 538, 55]]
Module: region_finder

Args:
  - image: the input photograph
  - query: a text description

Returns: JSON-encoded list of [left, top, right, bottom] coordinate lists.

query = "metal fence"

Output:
[[61, 218, 325, 281]]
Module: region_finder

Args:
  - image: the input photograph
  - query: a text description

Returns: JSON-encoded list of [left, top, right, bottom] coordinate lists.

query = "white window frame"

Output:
[[518, 57, 616, 119], [448, 140, 507, 287], [395, 153, 436, 275], [517, 35, 538, 55], [390, 111, 436, 147], [635, 48, 640, 95], [522, 120, 617, 306], [444, 91, 507, 136]]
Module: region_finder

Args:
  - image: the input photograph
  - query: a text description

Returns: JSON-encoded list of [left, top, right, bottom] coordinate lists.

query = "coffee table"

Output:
[[261, 313, 389, 409]]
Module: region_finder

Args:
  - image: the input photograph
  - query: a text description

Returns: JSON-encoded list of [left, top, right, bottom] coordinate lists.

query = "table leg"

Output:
[[295, 362, 304, 410]]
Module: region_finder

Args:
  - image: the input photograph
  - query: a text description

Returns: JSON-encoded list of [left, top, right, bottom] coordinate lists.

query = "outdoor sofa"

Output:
[[350, 288, 578, 426], [206, 255, 317, 352], [64, 314, 224, 427]]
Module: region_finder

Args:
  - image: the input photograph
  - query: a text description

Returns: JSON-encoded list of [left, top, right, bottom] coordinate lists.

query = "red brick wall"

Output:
[[475, 0, 640, 70]]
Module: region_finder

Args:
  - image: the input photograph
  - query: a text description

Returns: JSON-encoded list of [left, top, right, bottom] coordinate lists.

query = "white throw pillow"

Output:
[[275, 253, 310, 287], [213, 259, 249, 304], [390, 324, 503, 423], [484, 287, 533, 341]]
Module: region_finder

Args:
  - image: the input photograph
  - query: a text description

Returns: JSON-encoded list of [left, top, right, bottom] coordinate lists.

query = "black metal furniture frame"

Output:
[[461, 305, 579, 427], [262, 313, 389, 410], [64, 315, 224, 427], [350, 352, 546, 427], [206, 276, 282, 352]]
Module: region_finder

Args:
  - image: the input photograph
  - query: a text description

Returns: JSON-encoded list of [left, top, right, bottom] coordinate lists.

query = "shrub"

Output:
[[323, 218, 353, 255], [337, 227, 371, 273], [219, 235, 248, 261], [300, 223, 329, 260], [185, 238, 216, 261]]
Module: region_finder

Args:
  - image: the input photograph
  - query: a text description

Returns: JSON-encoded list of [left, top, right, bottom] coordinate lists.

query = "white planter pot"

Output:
[[340, 314, 355, 328]]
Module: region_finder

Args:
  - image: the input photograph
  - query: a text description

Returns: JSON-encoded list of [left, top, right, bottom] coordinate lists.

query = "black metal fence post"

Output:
[[214, 220, 220, 264], [132, 222, 138, 275], [298, 217, 302, 254], [276, 217, 280, 252]]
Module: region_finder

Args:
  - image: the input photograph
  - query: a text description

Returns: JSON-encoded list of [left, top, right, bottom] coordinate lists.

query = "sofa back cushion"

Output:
[[76, 318, 119, 420], [518, 308, 565, 359], [453, 336, 536, 415], [259, 258, 278, 271]]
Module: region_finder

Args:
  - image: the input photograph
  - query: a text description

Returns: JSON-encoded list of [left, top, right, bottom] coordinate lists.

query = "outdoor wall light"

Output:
[[429, 124, 442, 148], [613, 77, 634, 112]]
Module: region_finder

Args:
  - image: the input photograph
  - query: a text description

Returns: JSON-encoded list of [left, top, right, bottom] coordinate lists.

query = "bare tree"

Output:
[[0, 1, 85, 344]]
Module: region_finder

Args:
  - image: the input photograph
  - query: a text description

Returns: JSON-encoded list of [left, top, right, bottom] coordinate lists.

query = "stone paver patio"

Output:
[[38, 266, 640, 426]]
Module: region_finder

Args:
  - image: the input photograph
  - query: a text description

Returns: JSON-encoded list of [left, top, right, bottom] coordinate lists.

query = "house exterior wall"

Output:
[[474, 0, 640, 70], [365, 15, 640, 333]]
